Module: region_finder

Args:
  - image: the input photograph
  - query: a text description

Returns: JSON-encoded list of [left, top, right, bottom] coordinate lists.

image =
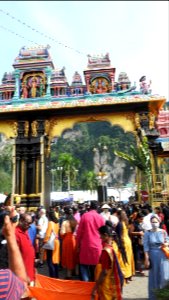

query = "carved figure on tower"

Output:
[[94, 78, 108, 94], [135, 113, 141, 129], [39, 79, 45, 97], [29, 77, 38, 98], [31, 120, 38, 137], [139, 76, 152, 94], [21, 81, 28, 98], [149, 112, 156, 130], [24, 121, 29, 137]]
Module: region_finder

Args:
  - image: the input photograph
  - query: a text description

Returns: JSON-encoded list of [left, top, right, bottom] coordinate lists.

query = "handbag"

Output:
[[42, 223, 56, 250], [161, 245, 169, 258], [161, 230, 169, 258]]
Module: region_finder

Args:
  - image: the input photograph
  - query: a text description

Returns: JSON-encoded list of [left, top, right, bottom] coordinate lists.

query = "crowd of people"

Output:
[[1, 199, 169, 299]]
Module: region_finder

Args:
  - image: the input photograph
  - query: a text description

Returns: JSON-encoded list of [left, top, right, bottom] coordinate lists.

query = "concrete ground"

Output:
[[37, 263, 148, 300], [123, 270, 148, 300]]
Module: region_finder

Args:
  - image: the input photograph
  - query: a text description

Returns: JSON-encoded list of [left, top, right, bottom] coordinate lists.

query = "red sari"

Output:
[[95, 244, 124, 300], [60, 220, 77, 270]]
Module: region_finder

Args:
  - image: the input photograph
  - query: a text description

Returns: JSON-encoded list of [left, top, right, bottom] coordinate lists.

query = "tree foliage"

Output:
[[114, 136, 152, 191], [51, 121, 136, 190], [0, 122, 137, 193]]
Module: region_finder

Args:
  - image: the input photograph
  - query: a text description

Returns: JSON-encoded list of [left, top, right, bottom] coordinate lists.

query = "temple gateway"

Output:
[[0, 45, 168, 208]]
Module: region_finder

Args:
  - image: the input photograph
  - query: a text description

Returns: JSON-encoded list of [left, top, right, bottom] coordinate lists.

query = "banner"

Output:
[[29, 274, 95, 300]]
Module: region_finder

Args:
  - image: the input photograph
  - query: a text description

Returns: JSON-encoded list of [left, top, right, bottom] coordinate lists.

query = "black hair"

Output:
[[90, 201, 98, 210], [48, 210, 58, 223], [115, 219, 128, 264], [136, 212, 144, 219], [98, 220, 116, 237], [154, 206, 162, 213], [72, 206, 78, 213], [64, 206, 73, 215], [111, 207, 118, 214], [67, 214, 77, 233]]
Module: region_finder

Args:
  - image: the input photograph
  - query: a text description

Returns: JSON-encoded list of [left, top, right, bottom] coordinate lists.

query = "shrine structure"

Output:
[[0, 45, 168, 207]]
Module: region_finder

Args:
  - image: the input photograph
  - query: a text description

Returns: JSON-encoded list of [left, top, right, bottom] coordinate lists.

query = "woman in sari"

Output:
[[115, 210, 135, 283], [60, 207, 78, 279], [43, 210, 60, 278], [91, 221, 124, 300]]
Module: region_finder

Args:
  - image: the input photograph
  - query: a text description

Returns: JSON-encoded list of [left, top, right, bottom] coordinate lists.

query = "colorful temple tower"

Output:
[[70, 71, 86, 96], [0, 45, 167, 207], [84, 53, 115, 94], [12, 45, 53, 100], [50, 67, 69, 97]]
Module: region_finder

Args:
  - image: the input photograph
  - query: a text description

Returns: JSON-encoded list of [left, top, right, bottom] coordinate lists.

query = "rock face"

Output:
[[93, 148, 128, 186]]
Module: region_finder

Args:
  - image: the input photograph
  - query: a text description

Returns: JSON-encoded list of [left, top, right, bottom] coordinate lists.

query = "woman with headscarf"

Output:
[[60, 206, 78, 279]]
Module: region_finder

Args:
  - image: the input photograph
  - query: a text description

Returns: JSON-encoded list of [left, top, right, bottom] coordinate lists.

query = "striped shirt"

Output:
[[0, 269, 25, 300]]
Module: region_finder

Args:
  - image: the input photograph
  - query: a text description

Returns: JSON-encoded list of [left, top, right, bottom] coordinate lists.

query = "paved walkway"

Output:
[[123, 271, 148, 300], [37, 264, 148, 300]]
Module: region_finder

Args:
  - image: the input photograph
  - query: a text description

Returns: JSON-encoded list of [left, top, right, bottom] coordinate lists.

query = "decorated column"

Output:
[[45, 67, 52, 97], [13, 69, 21, 100]]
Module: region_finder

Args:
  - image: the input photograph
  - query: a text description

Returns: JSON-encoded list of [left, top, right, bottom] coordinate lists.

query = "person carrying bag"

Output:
[[43, 223, 56, 250], [43, 210, 60, 278]]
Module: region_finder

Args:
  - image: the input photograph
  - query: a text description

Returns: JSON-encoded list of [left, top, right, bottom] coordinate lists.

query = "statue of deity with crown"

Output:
[[139, 76, 152, 94]]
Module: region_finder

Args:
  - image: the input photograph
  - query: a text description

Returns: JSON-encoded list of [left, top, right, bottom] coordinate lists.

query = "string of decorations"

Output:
[[0, 8, 87, 56], [0, 25, 40, 46]]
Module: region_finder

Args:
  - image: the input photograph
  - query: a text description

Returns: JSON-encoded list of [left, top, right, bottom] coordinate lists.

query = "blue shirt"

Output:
[[28, 223, 37, 246]]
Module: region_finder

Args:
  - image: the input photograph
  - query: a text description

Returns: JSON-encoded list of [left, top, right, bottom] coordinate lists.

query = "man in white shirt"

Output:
[[37, 208, 48, 266], [109, 207, 119, 228], [100, 204, 111, 221], [142, 208, 154, 231]]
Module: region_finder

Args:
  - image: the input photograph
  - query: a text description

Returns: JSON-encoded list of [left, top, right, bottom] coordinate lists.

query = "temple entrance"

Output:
[[0, 102, 166, 208], [0, 46, 167, 208]]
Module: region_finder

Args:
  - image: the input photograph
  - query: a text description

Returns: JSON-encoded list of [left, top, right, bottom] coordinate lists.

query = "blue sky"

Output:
[[0, 1, 168, 99]]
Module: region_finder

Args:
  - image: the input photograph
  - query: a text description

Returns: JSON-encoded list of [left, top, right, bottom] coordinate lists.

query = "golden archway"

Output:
[[47, 111, 135, 140]]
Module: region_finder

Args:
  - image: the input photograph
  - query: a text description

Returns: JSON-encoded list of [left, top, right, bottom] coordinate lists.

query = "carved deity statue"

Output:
[[24, 121, 29, 137], [149, 112, 156, 130], [94, 78, 108, 94], [31, 120, 38, 137], [30, 77, 38, 98], [13, 122, 18, 137], [112, 156, 126, 184], [139, 76, 152, 94], [135, 113, 141, 129], [21, 81, 28, 99], [93, 148, 100, 174], [44, 120, 50, 135]]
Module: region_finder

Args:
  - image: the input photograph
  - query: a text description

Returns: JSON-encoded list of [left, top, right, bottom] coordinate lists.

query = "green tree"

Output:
[[57, 153, 80, 191], [0, 169, 12, 193], [114, 136, 152, 198], [51, 121, 137, 188], [0, 142, 13, 193], [80, 170, 98, 192]]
